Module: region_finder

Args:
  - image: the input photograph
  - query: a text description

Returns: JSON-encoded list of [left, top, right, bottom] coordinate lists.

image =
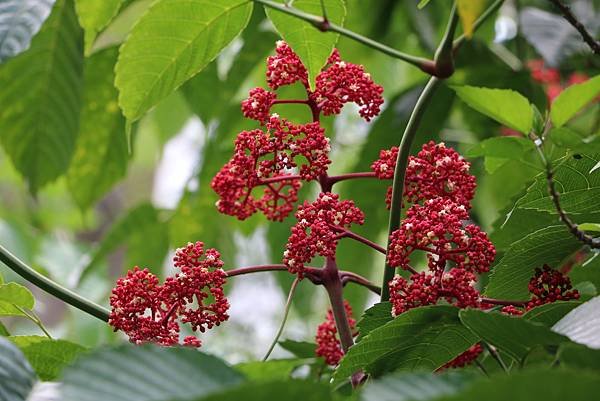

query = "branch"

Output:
[[0, 244, 110, 322], [340, 272, 381, 295], [335, 227, 387, 254], [225, 264, 323, 283], [252, 0, 436, 74], [381, 77, 442, 301], [548, 0, 600, 54], [327, 172, 378, 185]]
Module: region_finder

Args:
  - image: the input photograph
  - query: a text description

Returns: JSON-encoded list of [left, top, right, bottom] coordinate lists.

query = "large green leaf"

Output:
[[0, 0, 55, 63], [0, 337, 36, 401], [115, 0, 254, 121], [67, 46, 128, 210], [265, 0, 346, 89], [485, 225, 582, 300], [61, 345, 243, 401], [83, 203, 169, 278], [451, 86, 533, 134], [0, 283, 34, 310], [551, 75, 600, 127], [439, 369, 600, 401], [334, 306, 478, 385], [558, 343, 600, 371], [361, 371, 476, 401], [523, 301, 582, 327], [459, 309, 568, 362], [466, 136, 537, 174], [191, 381, 333, 401], [355, 302, 392, 342], [8, 336, 85, 381], [552, 296, 600, 349], [0, 0, 83, 193], [74, 0, 124, 54]]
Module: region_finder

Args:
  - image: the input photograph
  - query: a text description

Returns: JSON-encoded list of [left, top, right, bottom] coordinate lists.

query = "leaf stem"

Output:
[[14, 305, 53, 339], [263, 277, 301, 361], [380, 77, 442, 301], [483, 342, 509, 373], [0, 244, 110, 322], [253, 0, 435, 73]]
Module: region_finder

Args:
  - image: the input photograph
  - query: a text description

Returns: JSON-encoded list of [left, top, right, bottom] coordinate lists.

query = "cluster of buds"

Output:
[[214, 41, 383, 221], [315, 300, 356, 366], [284, 192, 365, 277], [109, 242, 229, 347], [502, 265, 580, 315], [371, 142, 475, 209], [527, 59, 590, 103]]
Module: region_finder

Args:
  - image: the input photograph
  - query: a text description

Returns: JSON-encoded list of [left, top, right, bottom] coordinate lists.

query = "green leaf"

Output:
[[440, 369, 600, 401], [551, 75, 600, 127], [485, 226, 583, 300], [8, 336, 86, 381], [361, 371, 476, 401], [466, 136, 536, 174], [417, 0, 432, 9], [579, 223, 600, 232], [115, 0, 254, 121], [265, 0, 346, 89], [0, 337, 36, 401], [83, 203, 169, 278], [192, 380, 333, 401], [277, 340, 316, 358], [457, 0, 486, 38], [334, 306, 478, 385], [451, 86, 533, 134], [558, 343, 600, 371], [552, 296, 600, 349], [356, 302, 392, 342], [74, 0, 125, 54], [67, 46, 128, 210], [523, 301, 582, 327], [549, 127, 600, 154], [459, 309, 568, 362], [0, 0, 55, 63], [61, 344, 243, 401], [0, 322, 9, 336], [0, 283, 34, 310], [235, 359, 309, 382], [0, 0, 84, 193]]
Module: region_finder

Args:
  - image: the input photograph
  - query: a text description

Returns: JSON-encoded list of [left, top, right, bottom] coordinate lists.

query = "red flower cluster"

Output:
[[371, 142, 475, 209], [315, 300, 356, 366], [109, 242, 229, 347], [441, 344, 484, 369], [284, 192, 365, 277], [387, 197, 495, 275], [211, 116, 330, 221], [267, 40, 309, 90], [501, 265, 580, 315], [528, 59, 591, 103]]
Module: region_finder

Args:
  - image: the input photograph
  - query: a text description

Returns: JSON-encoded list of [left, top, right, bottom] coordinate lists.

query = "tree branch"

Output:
[[548, 0, 600, 54]]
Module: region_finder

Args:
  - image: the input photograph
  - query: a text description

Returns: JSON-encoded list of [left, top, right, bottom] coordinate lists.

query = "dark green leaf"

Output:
[[235, 359, 309, 382], [551, 75, 600, 127], [356, 302, 392, 342], [61, 345, 243, 401], [523, 301, 582, 327], [549, 127, 600, 154], [188, 380, 333, 401], [334, 306, 478, 384], [451, 86, 533, 134], [278, 340, 317, 358], [0, 0, 54, 63], [459, 309, 568, 362], [558, 343, 600, 371], [485, 226, 582, 300], [67, 46, 128, 210], [466, 136, 536, 174], [115, 0, 254, 121], [0, 0, 83, 193], [265, 0, 346, 88], [0, 337, 36, 401], [361, 371, 476, 401], [8, 336, 86, 381]]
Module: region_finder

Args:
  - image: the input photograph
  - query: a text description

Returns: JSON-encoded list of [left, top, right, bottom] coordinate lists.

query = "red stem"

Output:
[[340, 272, 381, 295], [335, 227, 386, 255], [480, 297, 529, 307], [327, 172, 378, 185], [272, 99, 310, 105]]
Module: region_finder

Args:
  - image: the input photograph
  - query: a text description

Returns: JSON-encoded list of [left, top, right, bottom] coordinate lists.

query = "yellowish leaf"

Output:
[[457, 0, 487, 39]]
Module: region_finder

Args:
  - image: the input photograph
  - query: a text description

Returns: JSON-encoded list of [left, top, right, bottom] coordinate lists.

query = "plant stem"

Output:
[[263, 277, 301, 361], [15, 305, 52, 339], [453, 0, 506, 49], [321, 258, 354, 353], [433, 3, 459, 78], [483, 342, 509, 373], [340, 272, 381, 295], [253, 0, 435, 74], [380, 77, 442, 301], [327, 172, 377, 185], [336, 228, 386, 255], [0, 244, 110, 322], [548, 0, 600, 54]]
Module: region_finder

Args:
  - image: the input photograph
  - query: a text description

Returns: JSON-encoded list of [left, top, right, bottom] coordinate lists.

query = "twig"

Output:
[[263, 277, 301, 361], [340, 272, 381, 295], [548, 0, 600, 54]]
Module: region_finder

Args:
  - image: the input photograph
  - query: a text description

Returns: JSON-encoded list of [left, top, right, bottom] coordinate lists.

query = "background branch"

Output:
[[548, 0, 600, 54]]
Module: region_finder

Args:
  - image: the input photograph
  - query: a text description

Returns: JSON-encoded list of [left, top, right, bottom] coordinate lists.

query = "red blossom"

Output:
[[528, 60, 560, 84], [241, 87, 277, 123], [211, 116, 331, 221], [109, 242, 229, 347], [266, 40, 309, 90], [387, 197, 495, 275], [526, 264, 579, 309], [312, 49, 384, 121], [283, 192, 364, 277], [315, 300, 356, 366]]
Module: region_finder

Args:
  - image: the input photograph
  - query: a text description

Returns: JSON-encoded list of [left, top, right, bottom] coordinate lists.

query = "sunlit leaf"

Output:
[[74, 0, 124, 54], [551, 75, 600, 127], [457, 0, 486, 39]]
